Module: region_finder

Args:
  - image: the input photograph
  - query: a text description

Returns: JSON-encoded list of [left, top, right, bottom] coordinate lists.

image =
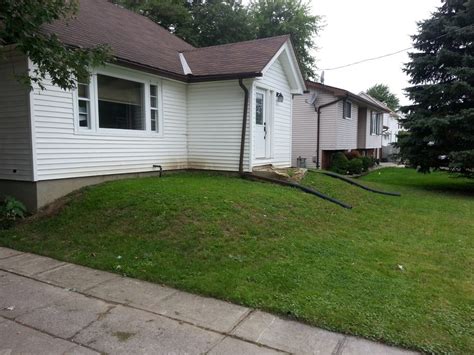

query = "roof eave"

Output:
[[115, 58, 262, 83], [188, 72, 262, 83]]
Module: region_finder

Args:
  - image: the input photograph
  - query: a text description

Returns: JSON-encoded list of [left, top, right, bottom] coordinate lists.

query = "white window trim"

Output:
[[343, 100, 352, 120], [370, 111, 383, 136], [72, 66, 164, 137], [76, 82, 92, 130]]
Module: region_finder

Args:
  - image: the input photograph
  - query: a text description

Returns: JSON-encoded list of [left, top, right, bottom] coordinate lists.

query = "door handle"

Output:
[[264, 122, 267, 139]]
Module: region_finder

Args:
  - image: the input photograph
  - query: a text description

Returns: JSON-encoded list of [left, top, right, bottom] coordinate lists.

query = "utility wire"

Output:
[[321, 24, 474, 71], [321, 47, 412, 71]]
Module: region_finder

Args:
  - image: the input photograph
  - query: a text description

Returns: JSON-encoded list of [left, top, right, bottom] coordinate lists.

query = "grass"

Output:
[[1, 168, 473, 354]]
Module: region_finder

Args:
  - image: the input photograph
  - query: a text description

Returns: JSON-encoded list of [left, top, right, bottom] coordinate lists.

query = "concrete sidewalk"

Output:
[[0, 247, 416, 354]]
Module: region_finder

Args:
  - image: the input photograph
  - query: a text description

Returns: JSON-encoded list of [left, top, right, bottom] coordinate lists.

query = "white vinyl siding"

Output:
[[255, 58, 292, 168], [358, 108, 382, 149], [0, 50, 34, 181], [292, 93, 317, 168], [187, 80, 251, 172], [292, 87, 359, 168], [335, 100, 358, 149], [31, 65, 188, 180], [318, 90, 357, 151]]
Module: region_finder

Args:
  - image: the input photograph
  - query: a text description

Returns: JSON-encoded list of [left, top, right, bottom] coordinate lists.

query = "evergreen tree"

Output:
[[366, 84, 400, 111], [399, 0, 474, 177]]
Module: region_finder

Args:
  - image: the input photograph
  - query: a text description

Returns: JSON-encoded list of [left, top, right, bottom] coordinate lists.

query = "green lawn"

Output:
[[1, 168, 473, 354]]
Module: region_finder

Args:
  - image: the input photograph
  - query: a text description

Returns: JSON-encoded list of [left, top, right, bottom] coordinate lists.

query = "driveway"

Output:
[[0, 247, 416, 354]]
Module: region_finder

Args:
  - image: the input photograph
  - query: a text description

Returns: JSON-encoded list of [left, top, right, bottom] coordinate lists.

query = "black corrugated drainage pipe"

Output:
[[243, 173, 352, 209], [238, 78, 249, 176], [318, 171, 401, 196], [316, 97, 344, 169]]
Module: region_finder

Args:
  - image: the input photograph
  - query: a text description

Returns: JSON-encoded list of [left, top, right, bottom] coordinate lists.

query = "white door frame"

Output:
[[253, 87, 273, 161]]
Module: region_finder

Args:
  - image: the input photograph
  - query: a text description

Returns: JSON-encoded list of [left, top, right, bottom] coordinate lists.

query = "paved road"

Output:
[[0, 247, 417, 354]]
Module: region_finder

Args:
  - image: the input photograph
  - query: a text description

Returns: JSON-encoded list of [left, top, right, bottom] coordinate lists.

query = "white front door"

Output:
[[255, 90, 267, 159]]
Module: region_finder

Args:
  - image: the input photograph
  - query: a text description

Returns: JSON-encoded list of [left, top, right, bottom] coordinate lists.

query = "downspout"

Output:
[[316, 97, 345, 169], [238, 78, 249, 176]]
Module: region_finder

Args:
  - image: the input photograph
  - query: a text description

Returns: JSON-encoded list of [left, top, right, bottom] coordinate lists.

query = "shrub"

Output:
[[329, 152, 349, 174], [0, 196, 26, 229], [347, 158, 364, 175], [361, 156, 375, 171], [345, 150, 361, 160]]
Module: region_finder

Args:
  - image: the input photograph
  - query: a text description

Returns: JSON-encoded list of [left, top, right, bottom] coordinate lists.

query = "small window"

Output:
[[256, 92, 264, 125], [97, 74, 145, 130], [77, 83, 90, 128], [344, 101, 352, 119], [150, 84, 159, 132]]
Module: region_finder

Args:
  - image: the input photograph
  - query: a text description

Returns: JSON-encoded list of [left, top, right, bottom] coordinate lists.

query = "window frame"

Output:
[[73, 66, 164, 137], [77, 82, 91, 129], [370, 111, 382, 135], [343, 100, 352, 119]]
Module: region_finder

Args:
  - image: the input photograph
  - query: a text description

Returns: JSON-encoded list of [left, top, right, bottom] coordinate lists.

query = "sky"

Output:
[[309, 0, 441, 106]]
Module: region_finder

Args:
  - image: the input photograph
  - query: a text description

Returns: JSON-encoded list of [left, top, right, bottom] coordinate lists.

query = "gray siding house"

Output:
[[292, 81, 389, 169]]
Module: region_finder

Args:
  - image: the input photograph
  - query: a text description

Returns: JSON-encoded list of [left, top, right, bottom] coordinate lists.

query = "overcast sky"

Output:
[[310, 0, 441, 105]]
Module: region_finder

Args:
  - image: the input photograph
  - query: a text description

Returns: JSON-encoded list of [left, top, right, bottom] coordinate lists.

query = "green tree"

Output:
[[366, 84, 400, 111], [0, 0, 110, 90], [398, 0, 474, 177], [117, 0, 321, 79], [250, 0, 321, 79], [113, 0, 194, 40], [186, 0, 254, 47]]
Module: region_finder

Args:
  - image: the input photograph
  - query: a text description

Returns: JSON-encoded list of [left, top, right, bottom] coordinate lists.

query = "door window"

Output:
[[256, 92, 264, 125]]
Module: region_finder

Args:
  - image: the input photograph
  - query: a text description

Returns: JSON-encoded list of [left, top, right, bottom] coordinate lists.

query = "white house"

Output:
[[358, 92, 402, 161], [292, 81, 389, 169], [0, 0, 305, 211]]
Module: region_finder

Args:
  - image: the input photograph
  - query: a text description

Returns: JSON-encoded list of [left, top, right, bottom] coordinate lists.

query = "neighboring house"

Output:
[[0, 0, 305, 211], [358, 92, 402, 161], [292, 81, 389, 169]]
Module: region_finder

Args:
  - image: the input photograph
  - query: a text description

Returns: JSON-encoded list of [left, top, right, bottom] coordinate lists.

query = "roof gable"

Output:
[[181, 35, 290, 77], [261, 40, 305, 94]]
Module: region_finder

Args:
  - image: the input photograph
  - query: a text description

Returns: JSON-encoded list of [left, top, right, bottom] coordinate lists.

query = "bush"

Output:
[[347, 158, 364, 175], [329, 152, 349, 174], [345, 150, 361, 160], [361, 156, 375, 172], [0, 196, 26, 229]]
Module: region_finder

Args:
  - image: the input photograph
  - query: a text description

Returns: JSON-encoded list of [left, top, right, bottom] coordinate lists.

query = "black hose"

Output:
[[238, 79, 249, 175], [243, 173, 352, 209], [318, 171, 401, 196]]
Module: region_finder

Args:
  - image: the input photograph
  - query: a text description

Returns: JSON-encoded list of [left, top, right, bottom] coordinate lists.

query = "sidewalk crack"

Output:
[[68, 304, 116, 341], [332, 335, 348, 355]]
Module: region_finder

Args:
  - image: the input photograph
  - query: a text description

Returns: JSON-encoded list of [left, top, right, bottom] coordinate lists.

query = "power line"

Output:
[[321, 24, 474, 71], [321, 47, 412, 71]]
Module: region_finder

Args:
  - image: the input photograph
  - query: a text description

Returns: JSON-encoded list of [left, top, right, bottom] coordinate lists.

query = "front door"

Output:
[[255, 90, 267, 158]]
